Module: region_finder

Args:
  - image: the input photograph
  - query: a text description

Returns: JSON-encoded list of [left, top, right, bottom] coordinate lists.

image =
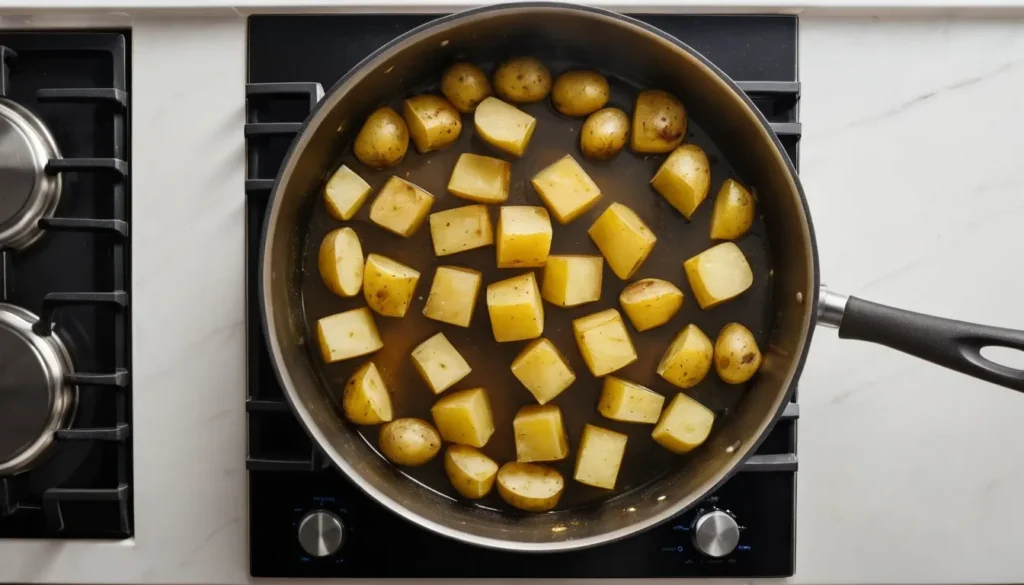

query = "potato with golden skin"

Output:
[[580, 108, 629, 161], [496, 462, 564, 512], [354, 106, 409, 169], [631, 90, 686, 154], [444, 445, 499, 499], [441, 62, 493, 113], [657, 324, 713, 389], [710, 179, 756, 240], [378, 418, 441, 466], [493, 57, 552, 103], [403, 94, 462, 153], [619, 278, 684, 332], [551, 70, 609, 116], [318, 227, 364, 298], [342, 362, 393, 425], [714, 322, 763, 384]]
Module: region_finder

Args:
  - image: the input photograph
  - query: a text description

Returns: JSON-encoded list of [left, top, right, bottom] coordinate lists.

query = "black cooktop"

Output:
[[246, 13, 799, 578]]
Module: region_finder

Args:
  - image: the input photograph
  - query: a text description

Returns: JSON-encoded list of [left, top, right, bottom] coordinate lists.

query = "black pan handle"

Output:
[[819, 286, 1024, 392]]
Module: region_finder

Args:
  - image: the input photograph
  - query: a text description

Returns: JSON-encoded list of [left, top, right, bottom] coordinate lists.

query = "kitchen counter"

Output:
[[1, 9, 1024, 585]]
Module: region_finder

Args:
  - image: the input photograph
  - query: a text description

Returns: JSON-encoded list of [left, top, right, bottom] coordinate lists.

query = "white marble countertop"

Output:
[[2, 9, 1024, 585]]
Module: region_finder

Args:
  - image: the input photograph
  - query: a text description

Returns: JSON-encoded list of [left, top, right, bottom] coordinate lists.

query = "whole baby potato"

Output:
[[580, 108, 629, 161], [378, 418, 441, 466], [493, 57, 552, 104], [631, 90, 686, 154], [441, 62, 493, 113], [354, 106, 409, 169], [551, 70, 609, 117], [714, 322, 762, 384]]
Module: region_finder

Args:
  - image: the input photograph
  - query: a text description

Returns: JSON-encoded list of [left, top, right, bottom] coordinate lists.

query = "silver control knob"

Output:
[[297, 510, 344, 557], [692, 510, 740, 558]]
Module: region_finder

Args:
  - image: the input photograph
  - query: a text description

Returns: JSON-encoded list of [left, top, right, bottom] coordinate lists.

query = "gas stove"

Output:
[[245, 13, 799, 579]]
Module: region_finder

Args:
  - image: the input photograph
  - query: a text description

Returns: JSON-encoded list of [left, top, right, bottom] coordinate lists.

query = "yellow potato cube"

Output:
[[541, 255, 603, 308], [428, 205, 494, 257], [572, 309, 637, 377], [657, 324, 713, 389], [513, 405, 569, 463], [316, 308, 383, 364], [369, 176, 435, 237], [652, 393, 715, 454], [530, 155, 602, 224], [684, 242, 754, 309], [448, 153, 510, 204], [363, 253, 420, 318], [411, 332, 472, 394], [587, 203, 656, 280], [342, 361, 393, 425], [318, 227, 363, 298], [510, 338, 576, 405], [574, 424, 627, 489], [486, 272, 544, 342], [431, 387, 495, 448], [496, 206, 552, 268], [323, 164, 372, 221], [444, 445, 499, 499], [474, 96, 536, 157], [403, 94, 462, 154], [423, 266, 482, 328], [619, 278, 684, 332], [597, 376, 665, 424], [650, 144, 711, 219]]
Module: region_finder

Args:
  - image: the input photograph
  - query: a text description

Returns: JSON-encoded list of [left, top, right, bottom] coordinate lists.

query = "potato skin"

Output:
[[403, 95, 462, 153], [552, 70, 609, 117], [354, 106, 409, 169], [318, 227, 364, 298], [441, 62, 493, 113], [378, 418, 441, 467], [580, 108, 629, 161], [714, 323, 762, 384], [444, 444, 499, 499], [619, 278, 684, 332], [710, 179, 755, 240], [496, 462, 564, 512], [493, 57, 552, 104], [631, 90, 686, 154]]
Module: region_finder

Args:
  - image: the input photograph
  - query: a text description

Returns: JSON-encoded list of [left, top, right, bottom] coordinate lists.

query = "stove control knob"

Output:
[[297, 510, 345, 557], [692, 510, 740, 558]]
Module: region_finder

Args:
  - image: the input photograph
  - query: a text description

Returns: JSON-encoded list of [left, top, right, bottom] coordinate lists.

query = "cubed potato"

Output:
[[651, 393, 715, 454], [448, 153, 510, 204], [619, 278, 684, 332], [403, 94, 462, 154], [486, 272, 544, 342], [573, 424, 627, 490], [410, 332, 472, 394], [363, 253, 420, 318], [657, 324, 713, 389], [496, 462, 564, 512], [714, 322, 762, 384], [318, 227, 364, 298], [474, 97, 536, 157], [541, 255, 603, 308], [429, 205, 494, 257], [342, 361, 393, 425], [513, 404, 569, 463], [572, 309, 637, 377], [423, 266, 482, 328], [510, 338, 576, 405], [710, 179, 755, 241], [496, 206, 552, 268], [530, 155, 602, 224], [587, 203, 656, 280], [369, 176, 435, 237], [683, 242, 754, 309], [323, 164, 372, 221], [431, 387, 495, 448], [597, 376, 665, 424], [444, 445, 499, 499], [650, 144, 711, 219], [316, 308, 383, 364]]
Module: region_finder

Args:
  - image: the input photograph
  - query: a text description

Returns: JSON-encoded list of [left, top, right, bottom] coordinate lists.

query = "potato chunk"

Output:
[[441, 62, 492, 113], [714, 322, 762, 384], [318, 227, 364, 298], [572, 309, 637, 377], [530, 155, 602, 224], [496, 206, 552, 268], [619, 278, 684, 332], [403, 94, 462, 154], [710, 179, 755, 241], [428, 205, 494, 257], [363, 253, 420, 318], [474, 97, 536, 157], [316, 308, 383, 364], [651, 144, 711, 219], [423, 266, 482, 328], [354, 106, 408, 169], [486, 272, 544, 342], [652, 393, 715, 454], [410, 332, 472, 394], [598, 376, 665, 424], [631, 90, 686, 154], [444, 445, 498, 499], [574, 424, 627, 490], [431, 387, 495, 448], [379, 418, 441, 466], [510, 338, 576, 405], [496, 462, 564, 512], [493, 57, 552, 104], [587, 203, 656, 280], [342, 362, 393, 425], [513, 404, 569, 463], [683, 242, 754, 309], [369, 176, 435, 237], [657, 324, 713, 389], [323, 164, 372, 220], [448, 153, 510, 204], [541, 255, 603, 308]]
